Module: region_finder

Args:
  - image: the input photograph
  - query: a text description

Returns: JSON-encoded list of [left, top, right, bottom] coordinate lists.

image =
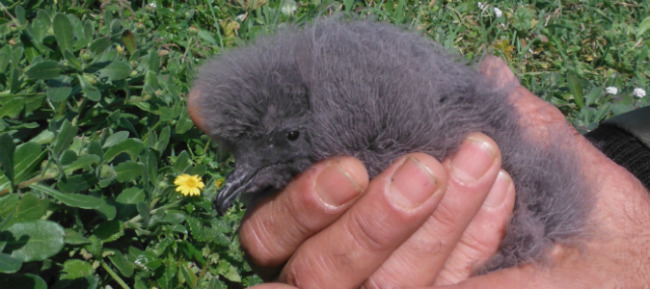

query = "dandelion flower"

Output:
[[605, 86, 618, 95], [633, 88, 646, 98], [174, 174, 205, 197], [494, 7, 503, 18], [215, 178, 224, 189]]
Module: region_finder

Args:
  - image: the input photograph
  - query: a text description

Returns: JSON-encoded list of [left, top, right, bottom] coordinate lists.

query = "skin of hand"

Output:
[[240, 56, 650, 289]]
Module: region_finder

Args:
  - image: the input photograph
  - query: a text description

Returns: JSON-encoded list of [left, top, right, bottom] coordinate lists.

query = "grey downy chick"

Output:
[[188, 17, 592, 271]]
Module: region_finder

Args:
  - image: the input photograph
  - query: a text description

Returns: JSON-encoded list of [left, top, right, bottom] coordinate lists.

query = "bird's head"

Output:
[[188, 43, 317, 214]]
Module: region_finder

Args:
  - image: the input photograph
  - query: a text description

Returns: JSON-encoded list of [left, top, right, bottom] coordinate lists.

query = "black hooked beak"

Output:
[[215, 164, 259, 215]]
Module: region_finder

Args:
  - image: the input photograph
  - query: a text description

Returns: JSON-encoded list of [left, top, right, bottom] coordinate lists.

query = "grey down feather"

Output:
[[190, 17, 592, 271]]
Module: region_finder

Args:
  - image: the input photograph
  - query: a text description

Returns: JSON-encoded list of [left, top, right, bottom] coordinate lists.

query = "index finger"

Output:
[[239, 156, 368, 278]]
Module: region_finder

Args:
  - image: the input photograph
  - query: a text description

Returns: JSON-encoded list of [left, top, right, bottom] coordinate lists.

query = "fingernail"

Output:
[[316, 164, 362, 207], [483, 170, 513, 209], [450, 135, 498, 184], [390, 156, 439, 209]]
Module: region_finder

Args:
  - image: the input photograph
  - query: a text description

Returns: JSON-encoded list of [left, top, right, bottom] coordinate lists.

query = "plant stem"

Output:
[[0, 2, 17, 22], [101, 260, 130, 289], [0, 174, 57, 197]]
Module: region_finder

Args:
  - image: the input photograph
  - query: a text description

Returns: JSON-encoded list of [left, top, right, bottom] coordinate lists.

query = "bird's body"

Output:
[[189, 18, 591, 271]]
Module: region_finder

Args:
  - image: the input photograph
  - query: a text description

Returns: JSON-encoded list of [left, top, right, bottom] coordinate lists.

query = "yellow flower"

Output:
[[215, 178, 224, 189], [174, 174, 205, 197]]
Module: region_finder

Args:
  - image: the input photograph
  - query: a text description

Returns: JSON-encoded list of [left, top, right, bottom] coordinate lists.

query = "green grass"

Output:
[[0, 0, 648, 288]]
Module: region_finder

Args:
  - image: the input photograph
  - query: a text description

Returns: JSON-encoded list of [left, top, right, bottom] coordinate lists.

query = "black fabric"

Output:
[[602, 106, 650, 148], [586, 106, 650, 190]]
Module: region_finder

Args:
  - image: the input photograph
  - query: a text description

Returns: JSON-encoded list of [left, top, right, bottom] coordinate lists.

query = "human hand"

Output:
[[239, 133, 516, 288], [432, 57, 650, 288], [242, 56, 650, 289]]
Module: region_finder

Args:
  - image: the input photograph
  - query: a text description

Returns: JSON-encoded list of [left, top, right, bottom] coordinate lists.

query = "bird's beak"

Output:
[[216, 164, 258, 215]]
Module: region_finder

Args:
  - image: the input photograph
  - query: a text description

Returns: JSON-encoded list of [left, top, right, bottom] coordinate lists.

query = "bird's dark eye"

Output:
[[287, 131, 300, 141]]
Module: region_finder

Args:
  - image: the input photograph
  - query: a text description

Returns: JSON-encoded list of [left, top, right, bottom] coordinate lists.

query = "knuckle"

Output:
[[458, 232, 500, 260], [281, 252, 336, 288], [347, 210, 392, 251], [361, 277, 392, 289], [240, 216, 282, 266], [430, 203, 462, 232]]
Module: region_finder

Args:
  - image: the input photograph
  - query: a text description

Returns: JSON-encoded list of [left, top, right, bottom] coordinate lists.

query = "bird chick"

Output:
[[188, 17, 592, 271]]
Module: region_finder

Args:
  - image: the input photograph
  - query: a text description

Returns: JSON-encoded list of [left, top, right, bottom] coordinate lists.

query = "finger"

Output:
[[279, 153, 448, 289], [477, 56, 569, 138], [435, 170, 516, 285], [365, 133, 502, 287], [187, 86, 210, 133], [239, 156, 368, 278], [478, 56, 519, 91], [431, 264, 553, 289]]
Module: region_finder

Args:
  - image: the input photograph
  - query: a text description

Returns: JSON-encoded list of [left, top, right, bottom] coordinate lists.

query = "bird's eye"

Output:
[[287, 131, 300, 141]]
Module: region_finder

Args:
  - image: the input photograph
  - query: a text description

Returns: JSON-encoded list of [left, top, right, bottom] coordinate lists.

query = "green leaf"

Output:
[[53, 13, 75, 52], [100, 61, 131, 81], [57, 173, 98, 193], [103, 131, 130, 148], [29, 130, 55, 145], [115, 161, 144, 182], [0, 253, 22, 273], [61, 259, 94, 280], [109, 251, 134, 277], [2, 273, 47, 289], [13, 142, 45, 184], [63, 50, 83, 71], [25, 61, 61, 80], [103, 138, 145, 162], [161, 210, 186, 225], [144, 149, 158, 186], [155, 126, 171, 152], [0, 134, 15, 187], [0, 193, 49, 227], [144, 70, 158, 92], [144, 50, 160, 71], [179, 262, 198, 287], [174, 110, 194, 134], [52, 120, 78, 157], [173, 151, 190, 173], [122, 30, 137, 54], [116, 187, 145, 204], [567, 71, 584, 108], [14, 5, 26, 24], [637, 16, 650, 38], [64, 229, 90, 245], [198, 29, 217, 46], [0, 49, 9, 72], [60, 150, 77, 166], [73, 21, 91, 50], [46, 76, 73, 102], [31, 184, 117, 220], [216, 259, 241, 282], [89, 37, 112, 54], [93, 220, 124, 242], [136, 201, 150, 227], [78, 74, 102, 101], [0, 97, 24, 119], [63, 154, 101, 174], [30, 183, 103, 210], [6, 220, 65, 262], [96, 201, 117, 220], [0, 141, 46, 190]]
